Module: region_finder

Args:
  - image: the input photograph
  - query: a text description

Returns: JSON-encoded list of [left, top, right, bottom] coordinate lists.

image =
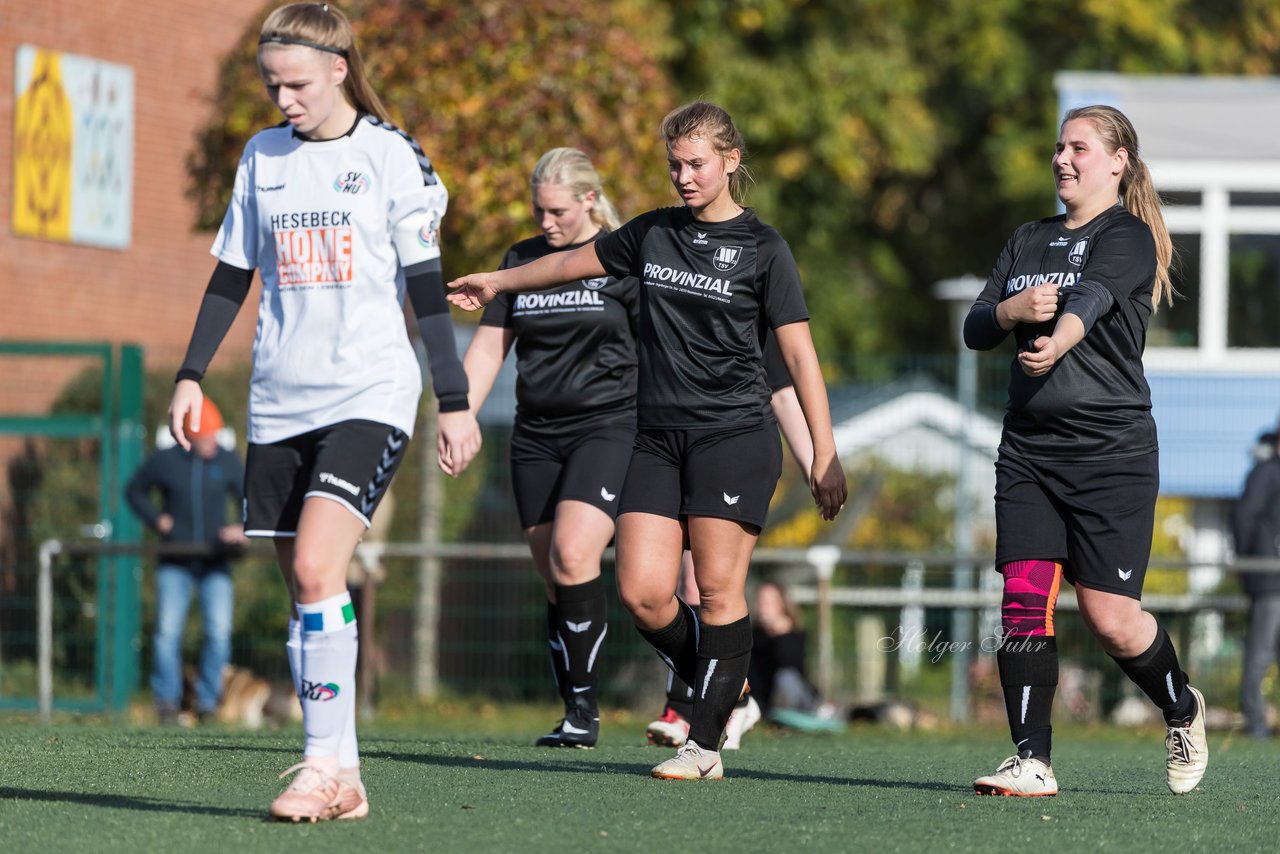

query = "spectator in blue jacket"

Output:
[[126, 397, 246, 724]]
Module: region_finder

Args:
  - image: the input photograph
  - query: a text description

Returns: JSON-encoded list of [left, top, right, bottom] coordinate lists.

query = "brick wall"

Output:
[[0, 0, 267, 382]]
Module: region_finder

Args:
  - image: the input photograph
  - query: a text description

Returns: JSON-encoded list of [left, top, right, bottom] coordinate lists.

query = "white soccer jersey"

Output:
[[211, 116, 448, 444]]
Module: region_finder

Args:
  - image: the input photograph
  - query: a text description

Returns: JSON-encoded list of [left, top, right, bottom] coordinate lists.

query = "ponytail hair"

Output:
[[661, 101, 753, 205], [259, 3, 390, 124], [1063, 105, 1174, 310], [531, 147, 622, 231]]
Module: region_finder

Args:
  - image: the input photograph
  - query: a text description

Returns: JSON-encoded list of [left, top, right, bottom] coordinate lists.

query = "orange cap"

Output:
[[183, 397, 224, 439]]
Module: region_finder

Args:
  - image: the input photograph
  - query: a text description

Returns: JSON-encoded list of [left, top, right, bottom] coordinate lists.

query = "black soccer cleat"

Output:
[[535, 698, 598, 748]]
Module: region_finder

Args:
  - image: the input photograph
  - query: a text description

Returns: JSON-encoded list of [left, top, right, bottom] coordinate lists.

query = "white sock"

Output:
[[297, 592, 358, 763], [287, 618, 302, 696], [338, 621, 360, 769]]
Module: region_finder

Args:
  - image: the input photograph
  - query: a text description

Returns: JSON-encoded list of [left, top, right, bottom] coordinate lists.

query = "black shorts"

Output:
[[509, 423, 635, 529], [994, 450, 1159, 599], [620, 423, 782, 532], [244, 420, 408, 537]]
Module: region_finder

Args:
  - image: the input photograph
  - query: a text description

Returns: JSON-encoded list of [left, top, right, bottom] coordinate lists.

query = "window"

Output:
[[1149, 233, 1200, 348], [1228, 234, 1280, 348]]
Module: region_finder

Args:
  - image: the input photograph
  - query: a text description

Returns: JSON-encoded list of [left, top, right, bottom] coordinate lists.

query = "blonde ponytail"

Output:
[[531, 148, 622, 231], [1063, 105, 1174, 310]]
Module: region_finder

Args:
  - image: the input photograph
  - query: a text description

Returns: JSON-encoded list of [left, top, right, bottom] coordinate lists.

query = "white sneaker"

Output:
[[335, 767, 368, 820], [651, 740, 724, 780], [645, 706, 691, 748], [269, 762, 364, 822], [974, 754, 1058, 797], [722, 696, 762, 750], [1166, 686, 1208, 794]]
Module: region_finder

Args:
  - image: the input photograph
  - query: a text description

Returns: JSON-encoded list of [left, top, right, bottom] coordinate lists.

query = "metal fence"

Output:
[[26, 537, 1268, 726], [3, 345, 1276, 726]]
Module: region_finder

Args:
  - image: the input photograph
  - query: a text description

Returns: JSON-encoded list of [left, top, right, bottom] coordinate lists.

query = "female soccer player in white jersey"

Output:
[[450, 101, 847, 780], [462, 148, 638, 748], [965, 105, 1207, 796], [168, 3, 480, 821]]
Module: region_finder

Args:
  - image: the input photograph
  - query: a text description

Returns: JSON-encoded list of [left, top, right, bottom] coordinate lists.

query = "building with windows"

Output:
[[1057, 74, 1280, 658], [1057, 72, 1280, 502]]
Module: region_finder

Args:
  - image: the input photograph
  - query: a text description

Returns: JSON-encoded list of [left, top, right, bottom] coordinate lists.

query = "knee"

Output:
[[289, 547, 340, 601], [550, 537, 601, 584], [1087, 611, 1137, 651], [617, 580, 671, 627]]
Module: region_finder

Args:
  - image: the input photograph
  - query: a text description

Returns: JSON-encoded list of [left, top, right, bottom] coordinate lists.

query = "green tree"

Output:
[[188, 0, 678, 278], [661, 0, 1280, 362]]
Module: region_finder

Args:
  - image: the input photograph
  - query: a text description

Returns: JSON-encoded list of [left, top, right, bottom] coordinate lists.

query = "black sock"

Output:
[[997, 635, 1058, 761], [1111, 627, 1195, 726], [554, 578, 607, 709], [688, 617, 752, 751], [637, 598, 699, 687], [667, 672, 694, 719], [546, 601, 569, 705]]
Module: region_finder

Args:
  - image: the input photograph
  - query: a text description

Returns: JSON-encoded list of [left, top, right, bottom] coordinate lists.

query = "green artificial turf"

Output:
[[1, 712, 1276, 853]]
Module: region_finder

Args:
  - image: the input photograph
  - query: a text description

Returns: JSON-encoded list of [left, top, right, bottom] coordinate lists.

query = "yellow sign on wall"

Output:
[[13, 45, 133, 249]]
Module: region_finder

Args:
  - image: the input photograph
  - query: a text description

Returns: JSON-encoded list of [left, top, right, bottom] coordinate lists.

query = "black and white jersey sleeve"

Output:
[[980, 206, 1158, 462], [480, 234, 638, 433], [595, 207, 808, 429], [762, 335, 793, 393]]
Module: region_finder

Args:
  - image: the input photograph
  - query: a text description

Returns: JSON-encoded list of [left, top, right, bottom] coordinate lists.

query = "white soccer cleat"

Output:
[[651, 740, 724, 780], [974, 753, 1058, 797], [1166, 685, 1208, 794], [269, 762, 364, 822], [722, 695, 762, 750], [335, 766, 368, 820], [646, 706, 691, 747]]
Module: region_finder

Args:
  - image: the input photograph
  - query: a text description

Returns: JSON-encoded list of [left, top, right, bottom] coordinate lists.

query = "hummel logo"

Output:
[[723, 492, 740, 506], [1117, 568, 1133, 581], [566, 620, 592, 633], [561, 721, 590, 735], [600, 487, 616, 502]]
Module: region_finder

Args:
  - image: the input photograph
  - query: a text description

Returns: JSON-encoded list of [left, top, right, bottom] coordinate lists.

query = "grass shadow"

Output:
[[0, 786, 261, 819], [370, 748, 961, 791]]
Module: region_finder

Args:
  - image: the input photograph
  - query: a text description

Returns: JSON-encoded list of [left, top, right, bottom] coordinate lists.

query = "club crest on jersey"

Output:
[[713, 245, 742, 272], [1067, 237, 1090, 267], [583, 277, 608, 290], [333, 171, 370, 195], [418, 223, 439, 249]]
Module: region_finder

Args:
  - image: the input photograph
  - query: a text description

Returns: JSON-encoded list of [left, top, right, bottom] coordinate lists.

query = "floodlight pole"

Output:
[[935, 275, 984, 723]]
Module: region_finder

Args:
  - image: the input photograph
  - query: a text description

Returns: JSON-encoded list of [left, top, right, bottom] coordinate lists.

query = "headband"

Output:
[[258, 34, 349, 58]]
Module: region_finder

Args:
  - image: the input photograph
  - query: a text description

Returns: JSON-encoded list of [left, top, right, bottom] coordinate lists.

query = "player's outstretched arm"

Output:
[[448, 243, 607, 310], [770, 385, 815, 480], [774, 321, 847, 521]]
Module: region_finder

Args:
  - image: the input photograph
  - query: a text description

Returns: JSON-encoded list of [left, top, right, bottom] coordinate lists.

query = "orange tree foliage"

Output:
[[188, 0, 678, 279]]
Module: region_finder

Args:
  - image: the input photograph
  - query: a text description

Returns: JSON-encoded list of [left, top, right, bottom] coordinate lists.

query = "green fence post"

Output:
[[110, 344, 146, 714], [96, 345, 116, 711]]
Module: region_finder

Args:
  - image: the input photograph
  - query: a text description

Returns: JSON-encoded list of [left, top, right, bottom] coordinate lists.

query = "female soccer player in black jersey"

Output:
[[168, 3, 480, 821], [965, 105, 1206, 796], [462, 148, 637, 748], [451, 101, 847, 780]]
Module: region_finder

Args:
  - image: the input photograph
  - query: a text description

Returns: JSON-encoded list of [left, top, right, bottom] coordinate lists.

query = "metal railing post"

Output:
[[38, 539, 62, 725], [807, 545, 840, 700]]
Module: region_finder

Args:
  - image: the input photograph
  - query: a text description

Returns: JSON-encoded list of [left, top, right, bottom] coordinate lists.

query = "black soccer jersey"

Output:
[[970, 205, 1158, 462], [594, 207, 809, 429], [762, 335, 793, 393], [481, 234, 640, 433]]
